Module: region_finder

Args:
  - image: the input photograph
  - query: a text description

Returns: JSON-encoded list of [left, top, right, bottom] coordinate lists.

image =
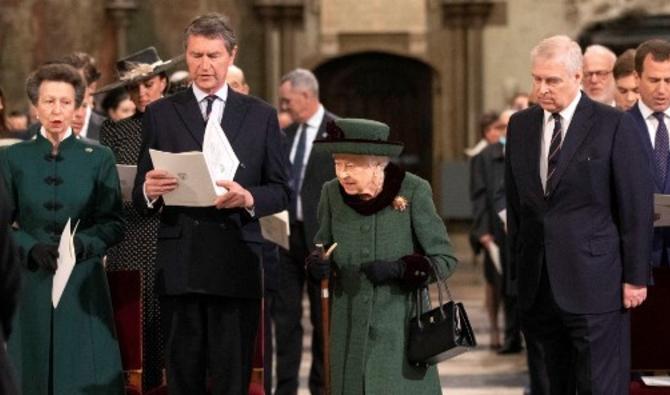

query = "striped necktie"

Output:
[[546, 112, 562, 194]]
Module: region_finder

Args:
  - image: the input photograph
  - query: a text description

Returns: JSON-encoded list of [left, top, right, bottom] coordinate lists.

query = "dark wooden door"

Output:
[[315, 52, 434, 182]]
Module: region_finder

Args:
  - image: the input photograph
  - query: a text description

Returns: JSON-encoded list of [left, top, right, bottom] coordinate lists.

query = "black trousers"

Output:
[[521, 265, 629, 394], [165, 294, 260, 395], [271, 222, 324, 395]]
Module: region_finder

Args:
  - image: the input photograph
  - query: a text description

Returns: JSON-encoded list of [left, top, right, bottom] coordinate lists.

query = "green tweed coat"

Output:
[[0, 133, 125, 395], [315, 172, 458, 395]]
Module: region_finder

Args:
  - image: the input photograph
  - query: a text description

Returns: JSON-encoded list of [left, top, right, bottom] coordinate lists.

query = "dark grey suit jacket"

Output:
[[506, 94, 653, 314], [285, 110, 337, 248], [132, 87, 290, 298], [84, 110, 105, 141]]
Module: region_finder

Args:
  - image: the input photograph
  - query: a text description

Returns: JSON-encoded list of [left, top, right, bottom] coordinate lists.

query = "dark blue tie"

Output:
[[204, 95, 216, 121], [546, 113, 562, 194], [289, 124, 307, 219], [654, 112, 669, 184]]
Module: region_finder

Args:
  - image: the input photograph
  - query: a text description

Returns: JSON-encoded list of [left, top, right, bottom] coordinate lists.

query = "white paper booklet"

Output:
[[641, 376, 670, 386], [203, 115, 240, 195], [149, 149, 221, 207], [485, 241, 502, 274], [116, 164, 137, 202], [259, 210, 291, 250], [52, 218, 79, 308]]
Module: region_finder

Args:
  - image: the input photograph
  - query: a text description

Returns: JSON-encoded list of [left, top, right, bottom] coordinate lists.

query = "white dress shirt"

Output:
[[637, 99, 670, 150], [289, 104, 325, 221], [193, 83, 228, 123], [540, 91, 581, 192]]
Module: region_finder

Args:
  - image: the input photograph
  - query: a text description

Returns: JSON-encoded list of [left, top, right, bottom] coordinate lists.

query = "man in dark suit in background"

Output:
[[506, 35, 653, 394], [0, 173, 20, 395], [132, 13, 290, 395], [272, 68, 336, 395], [471, 109, 523, 355], [628, 39, 670, 268]]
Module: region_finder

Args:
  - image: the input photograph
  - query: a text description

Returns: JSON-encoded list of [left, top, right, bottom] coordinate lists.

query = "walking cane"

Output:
[[316, 242, 337, 395]]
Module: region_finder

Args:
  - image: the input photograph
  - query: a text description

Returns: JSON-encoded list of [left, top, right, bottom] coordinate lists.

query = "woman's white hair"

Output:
[[530, 35, 583, 76]]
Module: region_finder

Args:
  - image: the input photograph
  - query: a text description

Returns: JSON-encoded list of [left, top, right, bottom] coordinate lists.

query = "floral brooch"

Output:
[[392, 196, 409, 212]]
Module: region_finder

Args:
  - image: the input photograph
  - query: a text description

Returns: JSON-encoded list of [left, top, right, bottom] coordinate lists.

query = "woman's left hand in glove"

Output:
[[361, 259, 404, 285]]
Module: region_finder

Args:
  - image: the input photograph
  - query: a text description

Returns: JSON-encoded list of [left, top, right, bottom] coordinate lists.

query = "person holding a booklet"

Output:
[[132, 13, 290, 395], [97, 46, 177, 390], [306, 118, 459, 395], [0, 63, 125, 394]]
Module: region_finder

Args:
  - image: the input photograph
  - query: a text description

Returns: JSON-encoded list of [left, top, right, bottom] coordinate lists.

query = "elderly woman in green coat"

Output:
[[1, 63, 125, 394], [307, 118, 458, 395]]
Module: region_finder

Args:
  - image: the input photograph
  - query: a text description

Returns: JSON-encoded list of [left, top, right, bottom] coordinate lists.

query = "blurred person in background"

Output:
[[100, 88, 136, 122], [470, 110, 506, 350], [57, 52, 105, 140], [510, 91, 529, 111], [2, 62, 125, 395], [226, 64, 250, 95], [97, 46, 176, 391], [613, 49, 639, 111], [582, 44, 617, 106], [7, 111, 30, 131]]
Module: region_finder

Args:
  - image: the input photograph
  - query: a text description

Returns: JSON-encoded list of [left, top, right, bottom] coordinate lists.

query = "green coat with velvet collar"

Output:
[[0, 133, 125, 395], [315, 171, 458, 395]]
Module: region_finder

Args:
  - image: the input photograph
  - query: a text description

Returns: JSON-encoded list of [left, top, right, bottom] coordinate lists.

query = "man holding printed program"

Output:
[[132, 13, 290, 395]]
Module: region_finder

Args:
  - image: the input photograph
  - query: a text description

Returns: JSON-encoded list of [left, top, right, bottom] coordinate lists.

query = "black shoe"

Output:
[[497, 342, 523, 355]]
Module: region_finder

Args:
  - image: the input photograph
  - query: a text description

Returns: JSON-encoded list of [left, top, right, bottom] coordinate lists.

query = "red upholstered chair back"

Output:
[[107, 269, 143, 393], [631, 267, 670, 371]]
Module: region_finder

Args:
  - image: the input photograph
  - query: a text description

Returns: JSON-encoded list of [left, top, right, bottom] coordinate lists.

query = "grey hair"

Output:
[[530, 35, 583, 76], [583, 44, 617, 65], [184, 13, 237, 54], [280, 68, 319, 97]]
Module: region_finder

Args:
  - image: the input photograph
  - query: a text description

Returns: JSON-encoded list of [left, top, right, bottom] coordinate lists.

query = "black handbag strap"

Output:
[[414, 256, 456, 328]]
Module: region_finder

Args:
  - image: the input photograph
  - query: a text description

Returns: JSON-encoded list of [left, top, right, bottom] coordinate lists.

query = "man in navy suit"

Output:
[[273, 68, 336, 395], [505, 35, 653, 394], [628, 39, 670, 268], [132, 13, 290, 395]]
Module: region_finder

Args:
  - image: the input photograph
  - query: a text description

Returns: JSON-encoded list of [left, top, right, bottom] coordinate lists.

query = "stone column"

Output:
[[253, 0, 304, 106], [442, 0, 496, 154], [106, 0, 137, 58]]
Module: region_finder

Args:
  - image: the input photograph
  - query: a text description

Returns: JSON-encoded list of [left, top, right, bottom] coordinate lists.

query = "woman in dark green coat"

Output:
[[307, 118, 459, 395], [1, 64, 125, 395]]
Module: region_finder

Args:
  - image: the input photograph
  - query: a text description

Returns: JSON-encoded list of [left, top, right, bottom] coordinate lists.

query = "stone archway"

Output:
[[314, 52, 434, 183]]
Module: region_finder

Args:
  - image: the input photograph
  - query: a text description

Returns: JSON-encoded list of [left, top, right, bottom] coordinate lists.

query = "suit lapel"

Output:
[[546, 95, 594, 197], [173, 90, 206, 148], [524, 106, 545, 200], [221, 89, 248, 144]]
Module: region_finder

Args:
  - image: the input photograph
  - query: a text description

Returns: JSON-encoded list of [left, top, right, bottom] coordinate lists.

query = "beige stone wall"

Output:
[[321, 0, 426, 34], [481, 0, 579, 112]]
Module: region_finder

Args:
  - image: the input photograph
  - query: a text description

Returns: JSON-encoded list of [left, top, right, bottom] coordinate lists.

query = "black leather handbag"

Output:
[[407, 258, 477, 366]]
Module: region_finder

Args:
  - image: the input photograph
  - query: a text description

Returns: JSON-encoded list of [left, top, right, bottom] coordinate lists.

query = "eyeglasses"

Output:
[[584, 70, 612, 80]]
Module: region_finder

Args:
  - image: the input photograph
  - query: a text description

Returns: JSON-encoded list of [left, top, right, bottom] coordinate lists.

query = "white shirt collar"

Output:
[[543, 90, 581, 126], [40, 126, 73, 142], [304, 104, 325, 130], [638, 99, 670, 120], [192, 83, 229, 104]]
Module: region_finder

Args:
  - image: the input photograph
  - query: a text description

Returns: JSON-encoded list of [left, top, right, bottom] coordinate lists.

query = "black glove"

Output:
[[305, 249, 331, 281], [400, 254, 433, 289], [74, 236, 84, 260], [28, 243, 59, 273], [361, 259, 404, 285]]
